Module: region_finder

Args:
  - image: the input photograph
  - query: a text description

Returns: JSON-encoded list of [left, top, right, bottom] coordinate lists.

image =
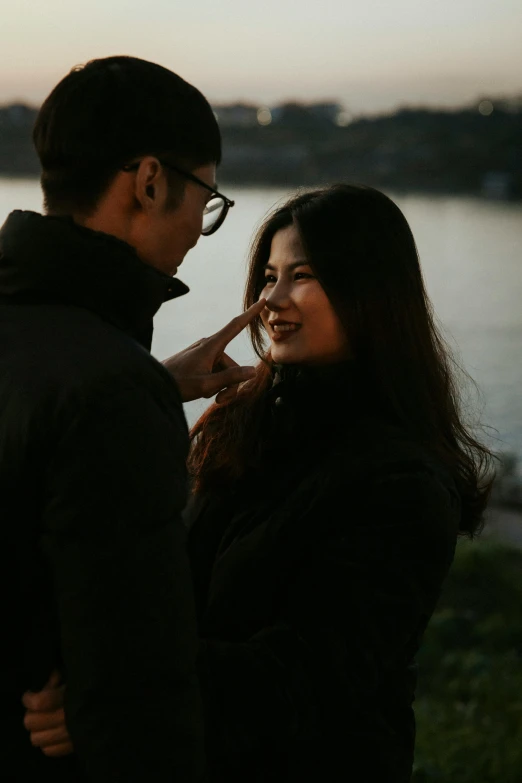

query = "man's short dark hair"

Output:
[[33, 56, 221, 215]]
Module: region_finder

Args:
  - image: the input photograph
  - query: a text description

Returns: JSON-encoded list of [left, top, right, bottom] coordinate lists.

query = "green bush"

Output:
[[413, 539, 522, 782]]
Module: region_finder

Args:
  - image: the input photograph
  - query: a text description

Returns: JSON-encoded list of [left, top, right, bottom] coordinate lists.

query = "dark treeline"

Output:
[[1, 97, 521, 198]]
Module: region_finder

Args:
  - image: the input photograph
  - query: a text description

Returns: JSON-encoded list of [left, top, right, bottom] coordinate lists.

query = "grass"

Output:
[[412, 538, 522, 782]]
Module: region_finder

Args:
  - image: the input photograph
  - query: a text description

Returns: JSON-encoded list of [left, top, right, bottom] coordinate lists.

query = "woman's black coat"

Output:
[[186, 363, 461, 782]]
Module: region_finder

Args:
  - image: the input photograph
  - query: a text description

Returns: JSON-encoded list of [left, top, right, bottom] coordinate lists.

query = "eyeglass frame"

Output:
[[121, 159, 235, 236]]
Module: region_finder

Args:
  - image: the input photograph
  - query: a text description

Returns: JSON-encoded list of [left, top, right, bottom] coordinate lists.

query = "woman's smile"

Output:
[[269, 319, 302, 340]]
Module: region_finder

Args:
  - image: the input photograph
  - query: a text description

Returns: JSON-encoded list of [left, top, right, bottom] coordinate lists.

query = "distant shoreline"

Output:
[[0, 172, 519, 206], [1, 98, 521, 201]]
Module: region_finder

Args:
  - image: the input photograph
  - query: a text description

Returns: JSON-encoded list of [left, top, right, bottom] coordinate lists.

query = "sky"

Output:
[[1, 0, 521, 115]]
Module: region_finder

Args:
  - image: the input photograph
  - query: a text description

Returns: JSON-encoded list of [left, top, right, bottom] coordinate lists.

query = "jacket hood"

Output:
[[0, 210, 189, 344]]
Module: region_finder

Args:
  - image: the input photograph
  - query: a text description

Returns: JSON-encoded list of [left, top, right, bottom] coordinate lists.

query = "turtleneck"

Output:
[[268, 359, 361, 410], [258, 358, 402, 458], [0, 210, 189, 349], [251, 359, 363, 460]]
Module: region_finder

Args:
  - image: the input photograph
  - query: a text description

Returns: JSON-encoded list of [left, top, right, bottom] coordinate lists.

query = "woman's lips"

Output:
[[270, 323, 302, 341]]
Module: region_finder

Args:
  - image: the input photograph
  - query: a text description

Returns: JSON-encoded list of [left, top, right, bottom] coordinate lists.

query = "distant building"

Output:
[[307, 102, 343, 122], [270, 101, 345, 126], [0, 103, 36, 127], [475, 95, 522, 116], [212, 103, 259, 128], [212, 100, 351, 129]]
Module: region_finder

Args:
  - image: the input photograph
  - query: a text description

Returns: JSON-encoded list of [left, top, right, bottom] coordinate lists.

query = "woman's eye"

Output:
[[262, 271, 314, 285]]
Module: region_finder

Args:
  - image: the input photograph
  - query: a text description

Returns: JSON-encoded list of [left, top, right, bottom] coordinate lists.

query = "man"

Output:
[[0, 56, 261, 782]]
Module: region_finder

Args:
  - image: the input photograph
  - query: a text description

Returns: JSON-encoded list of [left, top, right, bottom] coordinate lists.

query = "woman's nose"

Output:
[[265, 282, 291, 311], [265, 297, 280, 312]]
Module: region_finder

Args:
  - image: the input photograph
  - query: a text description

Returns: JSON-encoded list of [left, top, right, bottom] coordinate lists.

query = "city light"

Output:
[[478, 99, 494, 116], [257, 107, 272, 126], [336, 110, 352, 127]]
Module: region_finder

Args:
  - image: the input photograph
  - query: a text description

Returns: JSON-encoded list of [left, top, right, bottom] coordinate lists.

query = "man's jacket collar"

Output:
[[0, 210, 189, 347]]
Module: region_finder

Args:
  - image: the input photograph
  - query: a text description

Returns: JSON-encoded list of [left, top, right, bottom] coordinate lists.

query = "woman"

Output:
[[23, 184, 493, 781]]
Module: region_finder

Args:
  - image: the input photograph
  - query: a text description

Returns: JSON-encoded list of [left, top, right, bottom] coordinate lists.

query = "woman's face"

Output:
[[259, 224, 350, 365]]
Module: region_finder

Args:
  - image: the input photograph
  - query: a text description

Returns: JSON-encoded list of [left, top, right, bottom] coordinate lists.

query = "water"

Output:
[[1, 178, 521, 458]]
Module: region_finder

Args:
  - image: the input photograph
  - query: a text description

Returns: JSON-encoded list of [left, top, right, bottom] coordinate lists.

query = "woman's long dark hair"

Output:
[[189, 184, 495, 536]]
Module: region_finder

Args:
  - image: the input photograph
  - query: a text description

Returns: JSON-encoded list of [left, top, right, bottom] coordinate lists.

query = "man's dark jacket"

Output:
[[186, 363, 462, 782], [0, 211, 206, 782]]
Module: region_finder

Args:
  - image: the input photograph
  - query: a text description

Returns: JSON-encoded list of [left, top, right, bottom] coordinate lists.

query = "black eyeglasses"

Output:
[[122, 160, 235, 236]]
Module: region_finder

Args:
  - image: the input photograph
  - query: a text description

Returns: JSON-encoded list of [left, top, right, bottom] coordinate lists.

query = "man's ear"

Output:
[[134, 157, 167, 212]]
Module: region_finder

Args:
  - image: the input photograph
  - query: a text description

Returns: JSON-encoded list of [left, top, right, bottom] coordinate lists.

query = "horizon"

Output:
[[1, 90, 520, 121]]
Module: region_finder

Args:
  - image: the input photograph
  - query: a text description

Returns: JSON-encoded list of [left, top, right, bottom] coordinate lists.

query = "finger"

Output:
[[208, 300, 266, 352], [43, 742, 74, 758], [23, 686, 65, 712], [43, 670, 62, 689], [200, 366, 256, 399], [162, 338, 208, 369], [30, 723, 70, 748], [215, 385, 239, 405], [213, 352, 239, 372], [24, 708, 65, 733]]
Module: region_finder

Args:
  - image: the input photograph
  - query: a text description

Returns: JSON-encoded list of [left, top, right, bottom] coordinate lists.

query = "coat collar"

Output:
[[268, 360, 361, 410], [257, 360, 364, 453], [0, 210, 189, 349]]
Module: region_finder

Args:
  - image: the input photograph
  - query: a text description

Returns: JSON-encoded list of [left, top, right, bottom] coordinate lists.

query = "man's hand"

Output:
[[22, 670, 73, 758], [163, 299, 265, 404]]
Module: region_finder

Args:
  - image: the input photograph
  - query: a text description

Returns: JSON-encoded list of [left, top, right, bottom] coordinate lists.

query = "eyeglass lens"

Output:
[[202, 197, 225, 234]]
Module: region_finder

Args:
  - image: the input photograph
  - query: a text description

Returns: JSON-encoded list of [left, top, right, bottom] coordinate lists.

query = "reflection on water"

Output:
[[1, 179, 521, 456]]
